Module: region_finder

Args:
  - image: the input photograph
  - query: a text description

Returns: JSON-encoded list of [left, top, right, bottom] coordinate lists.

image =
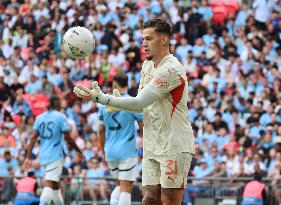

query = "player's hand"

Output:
[[106, 89, 121, 112], [23, 159, 32, 169], [73, 81, 102, 102]]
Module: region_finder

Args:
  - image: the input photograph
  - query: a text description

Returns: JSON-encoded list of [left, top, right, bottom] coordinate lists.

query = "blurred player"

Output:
[[73, 18, 194, 205], [98, 72, 143, 205], [24, 95, 84, 205]]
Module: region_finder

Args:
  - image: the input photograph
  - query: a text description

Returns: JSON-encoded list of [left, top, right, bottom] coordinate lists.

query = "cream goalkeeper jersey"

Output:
[[139, 54, 195, 157]]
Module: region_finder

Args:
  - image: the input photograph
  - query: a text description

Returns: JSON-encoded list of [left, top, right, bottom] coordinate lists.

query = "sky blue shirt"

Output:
[[99, 96, 143, 162], [25, 80, 41, 94], [260, 112, 272, 126], [33, 110, 70, 165], [0, 158, 18, 176], [86, 168, 106, 185], [198, 6, 213, 21], [202, 34, 215, 47], [248, 125, 266, 143]]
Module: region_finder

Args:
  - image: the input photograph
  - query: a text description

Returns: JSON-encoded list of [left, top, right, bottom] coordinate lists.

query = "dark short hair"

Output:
[[49, 95, 60, 109], [142, 18, 172, 38], [253, 172, 262, 181], [4, 150, 11, 156], [28, 171, 35, 177], [113, 72, 128, 88]]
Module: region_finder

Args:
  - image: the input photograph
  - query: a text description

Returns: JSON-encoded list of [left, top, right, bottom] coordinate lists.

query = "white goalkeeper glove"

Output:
[[73, 81, 111, 105], [106, 89, 121, 112]]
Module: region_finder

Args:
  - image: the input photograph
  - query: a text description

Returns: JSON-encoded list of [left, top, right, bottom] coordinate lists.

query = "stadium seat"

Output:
[[224, 0, 239, 17], [23, 94, 49, 116], [212, 6, 227, 25]]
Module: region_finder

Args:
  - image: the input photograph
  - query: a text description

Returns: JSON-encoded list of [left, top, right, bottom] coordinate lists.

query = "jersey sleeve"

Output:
[[146, 67, 183, 97], [61, 115, 70, 133], [133, 112, 143, 121]]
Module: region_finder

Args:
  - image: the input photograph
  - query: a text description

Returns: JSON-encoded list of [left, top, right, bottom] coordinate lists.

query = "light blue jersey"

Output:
[[99, 99, 143, 162], [33, 110, 70, 165]]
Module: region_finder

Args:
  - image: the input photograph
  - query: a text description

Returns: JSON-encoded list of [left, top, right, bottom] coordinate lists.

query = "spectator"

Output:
[[37, 75, 54, 97], [83, 157, 109, 202], [0, 127, 16, 148], [25, 74, 41, 94], [212, 112, 229, 131], [128, 76, 138, 97], [125, 38, 141, 70], [14, 171, 40, 205], [253, 0, 276, 30], [12, 94, 33, 117], [242, 172, 267, 205], [0, 172, 16, 204], [206, 159, 227, 177], [0, 150, 18, 176]]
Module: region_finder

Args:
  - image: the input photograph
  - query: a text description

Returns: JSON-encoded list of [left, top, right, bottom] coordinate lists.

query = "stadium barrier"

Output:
[[0, 176, 279, 205]]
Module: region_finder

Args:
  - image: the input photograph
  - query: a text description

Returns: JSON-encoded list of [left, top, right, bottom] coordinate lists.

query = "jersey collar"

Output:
[[155, 54, 173, 68]]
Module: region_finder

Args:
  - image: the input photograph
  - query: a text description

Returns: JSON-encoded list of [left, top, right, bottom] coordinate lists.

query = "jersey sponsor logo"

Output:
[[153, 77, 169, 88], [165, 159, 178, 183]]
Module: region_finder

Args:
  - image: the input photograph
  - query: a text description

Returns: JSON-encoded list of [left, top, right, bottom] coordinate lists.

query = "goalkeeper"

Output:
[[74, 18, 194, 205]]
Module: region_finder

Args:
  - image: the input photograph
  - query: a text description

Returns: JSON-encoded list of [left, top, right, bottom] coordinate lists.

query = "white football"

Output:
[[63, 26, 95, 59]]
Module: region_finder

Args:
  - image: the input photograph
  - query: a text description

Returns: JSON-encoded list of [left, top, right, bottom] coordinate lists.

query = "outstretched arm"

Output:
[[73, 81, 159, 112], [105, 86, 159, 111]]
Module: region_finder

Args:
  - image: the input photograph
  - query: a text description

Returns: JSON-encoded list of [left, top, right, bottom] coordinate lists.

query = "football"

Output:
[[63, 26, 95, 59]]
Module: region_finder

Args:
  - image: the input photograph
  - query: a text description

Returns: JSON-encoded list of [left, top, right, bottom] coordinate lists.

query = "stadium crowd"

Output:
[[0, 0, 281, 203]]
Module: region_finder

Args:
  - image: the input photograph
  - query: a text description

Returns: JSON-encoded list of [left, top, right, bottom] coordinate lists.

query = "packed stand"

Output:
[[0, 0, 281, 203]]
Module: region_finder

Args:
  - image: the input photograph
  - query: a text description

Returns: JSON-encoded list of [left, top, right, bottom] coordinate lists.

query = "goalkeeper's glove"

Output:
[[73, 81, 111, 105]]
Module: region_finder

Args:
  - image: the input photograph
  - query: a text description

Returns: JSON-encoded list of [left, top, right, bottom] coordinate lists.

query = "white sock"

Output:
[[119, 192, 131, 205], [110, 186, 121, 205], [53, 189, 64, 205], [40, 187, 53, 205]]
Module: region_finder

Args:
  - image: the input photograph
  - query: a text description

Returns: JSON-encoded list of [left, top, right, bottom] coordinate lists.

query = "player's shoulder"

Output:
[[55, 111, 68, 120], [35, 111, 47, 121], [159, 55, 185, 75], [163, 54, 183, 70], [47, 110, 67, 121]]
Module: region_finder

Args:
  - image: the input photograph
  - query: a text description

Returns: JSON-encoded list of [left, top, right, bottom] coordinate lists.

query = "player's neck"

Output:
[[152, 50, 170, 68]]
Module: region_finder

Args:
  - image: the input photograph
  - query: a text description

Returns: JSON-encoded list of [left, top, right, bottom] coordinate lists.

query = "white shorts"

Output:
[[108, 157, 138, 182], [142, 152, 192, 188], [44, 160, 63, 182]]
